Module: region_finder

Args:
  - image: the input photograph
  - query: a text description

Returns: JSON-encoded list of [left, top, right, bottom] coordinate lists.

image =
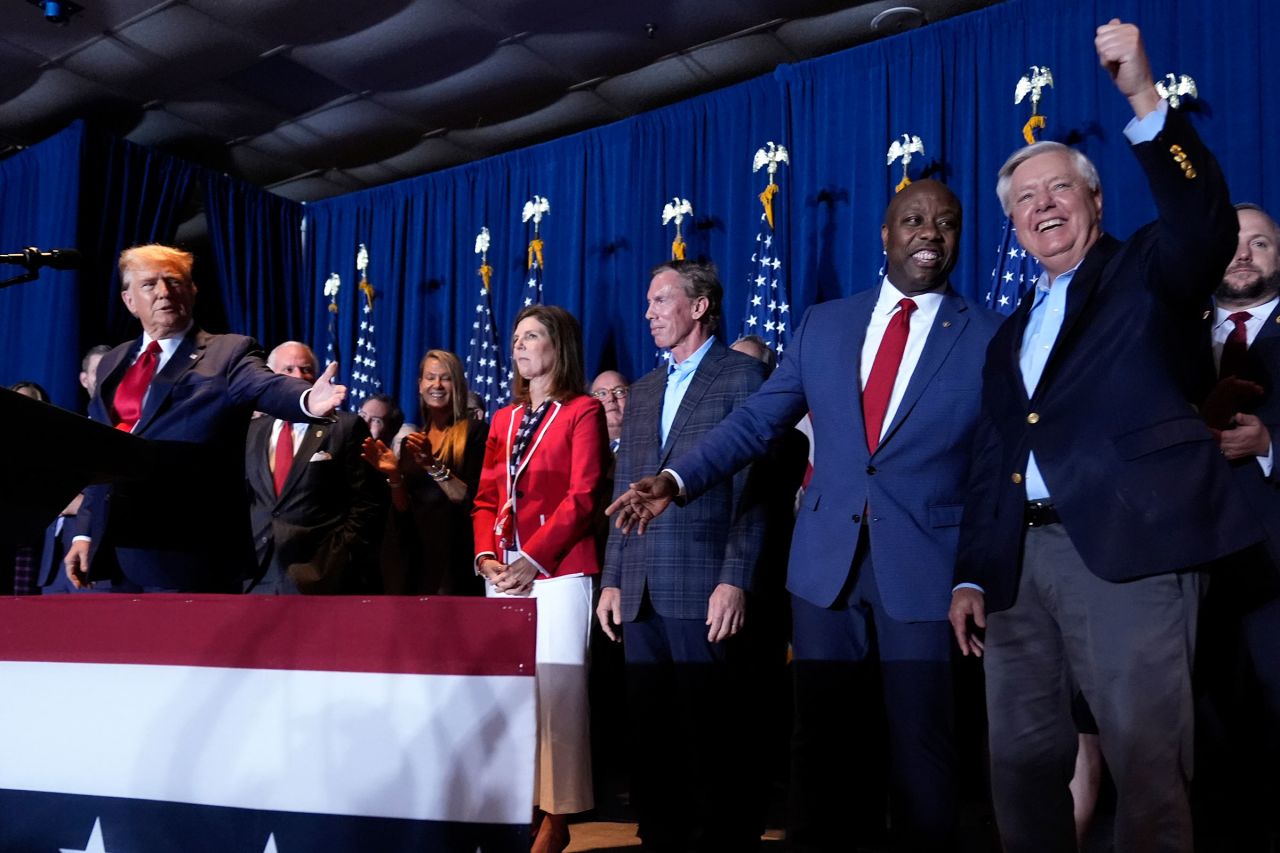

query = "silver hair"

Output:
[[996, 141, 1101, 216], [267, 340, 317, 373]]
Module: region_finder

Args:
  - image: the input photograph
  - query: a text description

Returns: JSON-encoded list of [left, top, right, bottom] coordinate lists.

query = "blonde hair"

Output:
[[118, 244, 195, 289], [419, 349, 472, 469]]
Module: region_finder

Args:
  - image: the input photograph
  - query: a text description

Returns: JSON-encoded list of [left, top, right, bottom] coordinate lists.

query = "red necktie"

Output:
[[1219, 311, 1252, 379], [863, 298, 917, 453], [112, 340, 162, 432], [273, 422, 295, 496]]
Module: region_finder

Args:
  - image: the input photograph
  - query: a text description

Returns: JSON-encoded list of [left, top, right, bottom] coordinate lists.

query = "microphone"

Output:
[[0, 247, 83, 270]]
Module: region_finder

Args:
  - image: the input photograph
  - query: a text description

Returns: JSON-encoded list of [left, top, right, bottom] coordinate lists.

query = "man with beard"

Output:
[[1197, 202, 1280, 850]]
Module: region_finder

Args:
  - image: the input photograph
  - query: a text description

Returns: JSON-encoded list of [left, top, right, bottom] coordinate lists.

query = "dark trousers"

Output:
[[985, 522, 1198, 853], [623, 594, 761, 853], [788, 527, 958, 853]]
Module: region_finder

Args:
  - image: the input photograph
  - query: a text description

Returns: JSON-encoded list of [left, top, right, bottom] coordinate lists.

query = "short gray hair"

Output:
[[996, 141, 1101, 216], [267, 341, 318, 374]]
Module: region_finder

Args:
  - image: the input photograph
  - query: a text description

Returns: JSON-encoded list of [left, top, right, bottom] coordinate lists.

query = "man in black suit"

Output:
[[1197, 203, 1280, 849], [245, 342, 387, 595], [949, 22, 1257, 852]]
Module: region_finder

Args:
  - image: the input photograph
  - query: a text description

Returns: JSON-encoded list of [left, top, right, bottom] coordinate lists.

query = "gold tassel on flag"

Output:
[[758, 183, 779, 230], [527, 238, 544, 271]]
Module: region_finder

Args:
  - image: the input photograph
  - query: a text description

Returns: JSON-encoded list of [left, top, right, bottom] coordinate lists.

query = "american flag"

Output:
[[349, 243, 383, 408], [466, 227, 508, 419], [741, 217, 790, 355], [322, 272, 340, 370], [741, 141, 791, 356], [984, 217, 1041, 315], [525, 244, 543, 307]]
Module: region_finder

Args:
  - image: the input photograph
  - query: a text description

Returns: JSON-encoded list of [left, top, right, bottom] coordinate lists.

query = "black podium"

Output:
[[0, 387, 152, 547]]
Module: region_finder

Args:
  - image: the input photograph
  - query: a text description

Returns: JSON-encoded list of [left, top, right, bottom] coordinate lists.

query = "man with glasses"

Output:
[[590, 370, 629, 454]]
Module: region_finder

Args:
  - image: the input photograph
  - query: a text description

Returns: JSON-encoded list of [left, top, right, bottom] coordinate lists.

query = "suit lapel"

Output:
[[839, 290, 877, 453], [1253, 301, 1280, 347], [512, 401, 563, 486], [95, 341, 136, 422], [133, 328, 206, 435], [878, 289, 968, 451], [247, 418, 276, 499], [659, 341, 725, 467], [626, 370, 666, 472], [1031, 234, 1121, 401]]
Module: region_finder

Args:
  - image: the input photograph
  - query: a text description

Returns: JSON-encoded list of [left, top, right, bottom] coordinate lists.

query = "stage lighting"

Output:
[[26, 0, 84, 25]]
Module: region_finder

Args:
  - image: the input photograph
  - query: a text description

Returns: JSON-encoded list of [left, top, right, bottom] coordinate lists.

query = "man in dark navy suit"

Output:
[[65, 244, 347, 593], [948, 22, 1257, 853], [609, 182, 1003, 851]]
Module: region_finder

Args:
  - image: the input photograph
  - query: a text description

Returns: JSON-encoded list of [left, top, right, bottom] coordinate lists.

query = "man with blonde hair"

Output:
[[66, 244, 347, 592]]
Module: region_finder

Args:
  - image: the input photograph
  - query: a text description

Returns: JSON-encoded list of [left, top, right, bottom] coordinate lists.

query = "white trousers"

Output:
[[487, 570, 594, 814]]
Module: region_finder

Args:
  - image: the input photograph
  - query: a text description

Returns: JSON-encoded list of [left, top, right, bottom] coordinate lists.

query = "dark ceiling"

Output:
[[0, 0, 1001, 202]]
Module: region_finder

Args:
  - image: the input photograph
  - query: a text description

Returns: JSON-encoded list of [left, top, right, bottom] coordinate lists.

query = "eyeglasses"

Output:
[[590, 386, 629, 400]]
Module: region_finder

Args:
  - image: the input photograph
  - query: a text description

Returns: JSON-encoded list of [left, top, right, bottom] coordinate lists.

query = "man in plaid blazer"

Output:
[[598, 259, 768, 852]]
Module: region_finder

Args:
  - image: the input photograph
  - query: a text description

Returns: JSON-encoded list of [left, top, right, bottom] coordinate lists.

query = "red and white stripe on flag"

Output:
[[0, 596, 536, 846]]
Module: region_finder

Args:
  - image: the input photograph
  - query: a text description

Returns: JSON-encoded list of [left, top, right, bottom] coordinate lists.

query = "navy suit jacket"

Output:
[[670, 288, 1003, 622], [245, 412, 387, 594], [1209, 300, 1280, 571], [601, 339, 768, 622], [956, 109, 1260, 612], [82, 328, 317, 591]]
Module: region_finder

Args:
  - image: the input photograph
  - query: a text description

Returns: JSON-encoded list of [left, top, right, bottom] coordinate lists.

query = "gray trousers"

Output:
[[985, 522, 1199, 853]]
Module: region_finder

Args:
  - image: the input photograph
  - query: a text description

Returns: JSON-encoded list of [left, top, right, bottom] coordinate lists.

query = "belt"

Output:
[[1024, 500, 1060, 528]]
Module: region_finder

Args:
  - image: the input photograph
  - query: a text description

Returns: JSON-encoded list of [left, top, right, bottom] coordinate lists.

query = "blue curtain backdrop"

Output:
[[304, 0, 1280, 422], [3, 0, 1278, 418], [0, 124, 83, 409], [204, 177, 310, 349]]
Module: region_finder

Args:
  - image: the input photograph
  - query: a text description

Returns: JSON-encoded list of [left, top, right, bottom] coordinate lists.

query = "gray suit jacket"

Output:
[[601, 338, 768, 622]]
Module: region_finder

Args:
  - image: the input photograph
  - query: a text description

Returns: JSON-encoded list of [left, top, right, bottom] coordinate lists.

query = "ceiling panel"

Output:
[[0, 0, 1004, 201]]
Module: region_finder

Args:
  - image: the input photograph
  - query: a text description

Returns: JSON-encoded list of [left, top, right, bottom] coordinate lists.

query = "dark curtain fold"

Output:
[[202, 175, 309, 350], [78, 125, 199, 345]]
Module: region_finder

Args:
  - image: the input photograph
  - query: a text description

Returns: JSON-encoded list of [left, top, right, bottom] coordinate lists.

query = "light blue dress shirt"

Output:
[[661, 335, 716, 446]]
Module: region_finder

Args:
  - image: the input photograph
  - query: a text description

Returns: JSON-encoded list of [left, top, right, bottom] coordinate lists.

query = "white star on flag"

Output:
[[61, 818, 110, 853]]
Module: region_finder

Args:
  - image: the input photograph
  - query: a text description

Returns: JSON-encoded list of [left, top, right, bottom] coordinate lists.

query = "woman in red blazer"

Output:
[[473, 304, 608, 853]]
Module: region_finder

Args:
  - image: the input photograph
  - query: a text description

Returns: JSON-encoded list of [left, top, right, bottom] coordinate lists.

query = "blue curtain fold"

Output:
[[203, 175, 308, 349], [0, 123, 84, 408]]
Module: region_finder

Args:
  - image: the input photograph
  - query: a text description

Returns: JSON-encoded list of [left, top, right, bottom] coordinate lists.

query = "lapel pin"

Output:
[[1202, 310, 1212, 321], [941, 320, 952, 328], [315, 430, 324, 438]]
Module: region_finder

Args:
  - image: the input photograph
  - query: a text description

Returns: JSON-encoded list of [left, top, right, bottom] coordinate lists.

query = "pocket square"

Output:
[[309, 451, 333, 462]]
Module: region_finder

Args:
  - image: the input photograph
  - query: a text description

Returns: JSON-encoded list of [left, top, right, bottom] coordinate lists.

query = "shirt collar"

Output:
[[1214, 295, 1280, 328], [876, 277, 946, 316], [669, 334, 716, 376], [1037, 259, 1084, 294], [142, 323, 193, 359]]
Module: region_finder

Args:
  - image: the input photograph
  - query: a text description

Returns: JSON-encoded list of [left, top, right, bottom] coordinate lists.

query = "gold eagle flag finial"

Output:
[[521, 195, 549, 270], [753, 142, 789, 230], [356, 243, 374, 307], [1015, 65, 1054, 144], [662, 197, 693, 260], [886, 134, 924, 193], [474, 227, 492, 292]]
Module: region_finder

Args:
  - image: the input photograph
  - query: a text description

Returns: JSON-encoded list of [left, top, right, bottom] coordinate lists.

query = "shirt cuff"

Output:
[[1257, 442, 1274, 477], [300, 389, 318, 418], [72, 535, 91, 544], [1123, 99, 1168, 145], [952, 582, 985, 594], [661, 467, 687, 497]]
